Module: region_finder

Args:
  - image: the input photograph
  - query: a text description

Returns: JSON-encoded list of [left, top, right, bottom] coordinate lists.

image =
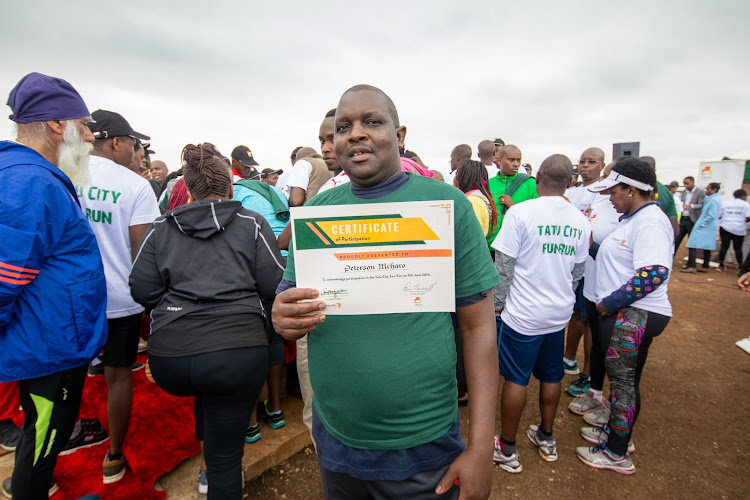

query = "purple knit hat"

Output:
[[7, 72, 90, 124]]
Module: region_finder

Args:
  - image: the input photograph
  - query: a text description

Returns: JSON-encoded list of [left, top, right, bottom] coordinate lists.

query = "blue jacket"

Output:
[[687, 193, 722, 251], [0, 141, 107, 381]]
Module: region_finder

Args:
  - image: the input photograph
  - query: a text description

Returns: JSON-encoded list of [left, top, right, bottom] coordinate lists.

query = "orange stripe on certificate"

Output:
[[306, 222, 331, 246], [333, 249, 452, 261], [0, 260, 40, 275]]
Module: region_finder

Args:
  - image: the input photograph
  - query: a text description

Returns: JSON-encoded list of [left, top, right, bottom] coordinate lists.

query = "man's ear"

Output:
[[396, 125, 406, 151], [46, 120, 65, 138]]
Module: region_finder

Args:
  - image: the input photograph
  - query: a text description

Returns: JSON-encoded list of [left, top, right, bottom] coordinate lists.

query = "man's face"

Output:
[[112, 136, 136, 168], [263, 173, 279, 186], [57, 118, 94, 184], [318, 116, 339, 172], [129, 148, 144, 173], [334, 90, 405, 187], [151, 162, 168, 183], [577, 151, 604, 183], [683, 178, 695, 190], [499, 147, 522, 176], [669, 186, 677, 194], [449, 152, 461, 171], [492, 145, 503, 168]]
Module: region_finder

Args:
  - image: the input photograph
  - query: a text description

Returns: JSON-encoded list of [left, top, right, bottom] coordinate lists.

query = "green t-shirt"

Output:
[[655, 181, 677, 218], [283, 174, 499, 450], [487, 172, 538, 245]]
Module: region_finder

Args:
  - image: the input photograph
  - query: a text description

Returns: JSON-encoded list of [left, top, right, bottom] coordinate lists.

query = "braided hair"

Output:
[[181, 143, 232, 201], [456, 159, 498, 232]]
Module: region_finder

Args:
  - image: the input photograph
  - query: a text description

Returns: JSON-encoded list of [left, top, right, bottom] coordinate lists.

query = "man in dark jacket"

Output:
[[0, 73, 107, 498]]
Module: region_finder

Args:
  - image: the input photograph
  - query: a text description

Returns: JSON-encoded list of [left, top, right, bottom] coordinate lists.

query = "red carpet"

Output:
[[50, 354, 201, 500]]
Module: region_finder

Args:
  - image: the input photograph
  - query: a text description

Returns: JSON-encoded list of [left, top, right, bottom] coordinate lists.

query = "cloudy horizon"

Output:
[[2, 0, 748, 184]]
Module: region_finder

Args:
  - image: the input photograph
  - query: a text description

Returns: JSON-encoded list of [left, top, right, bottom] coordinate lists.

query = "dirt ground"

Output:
[[242, 245, 750, 499]]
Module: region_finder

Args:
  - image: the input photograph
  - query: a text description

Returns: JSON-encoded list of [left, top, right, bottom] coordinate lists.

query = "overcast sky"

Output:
[[2, 1, 748, 184]]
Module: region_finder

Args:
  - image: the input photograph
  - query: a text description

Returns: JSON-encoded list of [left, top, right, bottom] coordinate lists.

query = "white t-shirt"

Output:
[[565, 184, 599, 216], [492, 196, 591, 336], [720, 198, 750, 236], [285, 159, 313, 193], [673, 192, 682, 212], [317, 171, 350, 194], [276, 169, 292, 198], [594, 204, 673, 317], [77, 156, 160, 318], [483, 164, 496, 180], [581, 192, 621, 302]]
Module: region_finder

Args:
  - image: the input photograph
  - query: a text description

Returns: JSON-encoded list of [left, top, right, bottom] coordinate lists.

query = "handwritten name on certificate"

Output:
[[291, 200, 455, 315]]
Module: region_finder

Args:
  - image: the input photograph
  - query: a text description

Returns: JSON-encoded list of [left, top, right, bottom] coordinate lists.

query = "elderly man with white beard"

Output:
[[0, 73, 107, 499]]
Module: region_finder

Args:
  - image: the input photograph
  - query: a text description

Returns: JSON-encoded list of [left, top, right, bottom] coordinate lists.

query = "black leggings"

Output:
[[149, 347, 268, 500], [718, 228, 744, 266], [591, 307, 669, 455]]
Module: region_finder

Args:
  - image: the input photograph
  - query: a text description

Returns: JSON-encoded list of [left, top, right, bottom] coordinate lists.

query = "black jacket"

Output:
[[129, 199, 284, 333]]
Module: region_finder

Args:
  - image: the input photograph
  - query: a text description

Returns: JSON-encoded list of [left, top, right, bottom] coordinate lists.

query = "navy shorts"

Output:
[[573, 279, 587, 318], [497, 318, 564, 386]]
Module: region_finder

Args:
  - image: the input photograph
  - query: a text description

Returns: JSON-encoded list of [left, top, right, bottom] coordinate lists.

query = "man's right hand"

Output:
[[272, 288, 327, 340]]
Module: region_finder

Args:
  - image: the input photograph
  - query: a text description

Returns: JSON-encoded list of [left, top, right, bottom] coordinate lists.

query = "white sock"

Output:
[[563, 357, 576, 365], [590, 389, 604, 402]]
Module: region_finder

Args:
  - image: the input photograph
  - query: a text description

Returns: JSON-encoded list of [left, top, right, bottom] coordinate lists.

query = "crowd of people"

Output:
[[1, 72, 749, 500]]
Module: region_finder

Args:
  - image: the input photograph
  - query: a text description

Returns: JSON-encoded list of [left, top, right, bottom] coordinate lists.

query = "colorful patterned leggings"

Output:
[[597, 307, 670, 455]]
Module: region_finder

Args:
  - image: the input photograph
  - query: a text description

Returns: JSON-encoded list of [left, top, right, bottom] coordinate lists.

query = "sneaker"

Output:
[[576, 443, 635, 475], [198, 469, 208, 495], [697, 268, 708, 273], [565, 374, 590, 397], [2, 477, 59, 498], [60, 418, 109, 456], [563, 358, 580, 375], [492, 436, 522, 473], [245, 423, 261, 443], [0, 419, 22, 451], [131, 361, 145, 372], [526, 425, 558, 462], [137, 338, 148, 353], [580, 426, 635, 454], [568, 390, 602, 415], [87, 362, 104, 377], [257, 400, 285, 429], [102, 453, 128, 484], [583, 401, 611, 426]]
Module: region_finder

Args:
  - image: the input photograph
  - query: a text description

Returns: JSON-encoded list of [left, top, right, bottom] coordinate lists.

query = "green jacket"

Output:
[[487, 172, 538, 245]]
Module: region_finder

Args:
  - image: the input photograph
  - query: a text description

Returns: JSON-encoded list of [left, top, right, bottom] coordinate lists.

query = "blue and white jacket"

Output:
[[0, 141, 107, 381]]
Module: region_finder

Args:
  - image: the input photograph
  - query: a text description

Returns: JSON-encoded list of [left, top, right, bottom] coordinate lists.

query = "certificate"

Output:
[[291, 200, 455, 315]]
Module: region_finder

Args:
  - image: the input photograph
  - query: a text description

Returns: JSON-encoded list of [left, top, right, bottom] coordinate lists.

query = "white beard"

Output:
[[57, 121, 93, 185]]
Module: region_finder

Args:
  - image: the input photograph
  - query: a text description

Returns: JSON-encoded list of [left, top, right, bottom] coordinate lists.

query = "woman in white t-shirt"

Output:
[[718, 189, 750, 273], [574, 157, 673, 475]]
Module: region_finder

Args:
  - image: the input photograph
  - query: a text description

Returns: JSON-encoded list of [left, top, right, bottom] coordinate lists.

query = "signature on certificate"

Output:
[[403, 282, 437, 293], [320, 288, 349, 299]]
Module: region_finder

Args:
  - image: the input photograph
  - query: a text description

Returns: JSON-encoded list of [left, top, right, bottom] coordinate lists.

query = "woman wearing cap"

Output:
[[129, 144, 284, 498], [575, 157, 673, 475]]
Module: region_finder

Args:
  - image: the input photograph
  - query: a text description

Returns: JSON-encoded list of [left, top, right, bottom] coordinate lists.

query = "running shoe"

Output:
[[565, 374, 590, 397], [198, 469, 208, 495], [137, 338, 148, 353], [583, 401, 611, 427], [563, 358, 580, 375], [2, 477, 58, 498], [245, 423, 261, 443], [131, 362, 145, 372], [580, 426, 635, 454], [568, 389, 602, 415], [60, 418, 109, 455], [257, 400, 285, 429], [492, 436, 522, 473], [87, 362, 104, 377], [526, 424, 558, 462], [576, 443, 635, 475], [0, 419, 22, 451], [102, 452, 128, 484]]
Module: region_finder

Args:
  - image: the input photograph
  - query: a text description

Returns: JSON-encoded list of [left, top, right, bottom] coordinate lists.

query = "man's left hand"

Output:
[[435, 449, 492, 499], [596, 301, 612, 316], [499, 195, 514, 208]]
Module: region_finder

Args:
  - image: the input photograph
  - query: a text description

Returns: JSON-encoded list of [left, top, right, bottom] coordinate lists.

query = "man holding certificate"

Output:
[[273, 85, 499, 499]]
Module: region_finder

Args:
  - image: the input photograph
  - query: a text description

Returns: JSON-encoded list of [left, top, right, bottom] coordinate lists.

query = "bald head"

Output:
[[450, 144, 472, 170], [342, 84, 399, 126], [537, 154, 573, 195], [150, 160, 168, 183], [295, 147, 319, 160], [639, 156, 656, 169], [578, 147, 605, 184], [498, 145, 522, 177], [477, 140, 494, 164]]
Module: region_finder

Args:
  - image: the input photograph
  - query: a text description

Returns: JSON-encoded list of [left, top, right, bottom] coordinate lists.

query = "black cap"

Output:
[[493, 138, 505, 146], [246, 167, 261, 180], [261, 168, 283, 178], [89, 109, 149, 141], [231, 145, 259, 166], [142, 142, 155, 157]]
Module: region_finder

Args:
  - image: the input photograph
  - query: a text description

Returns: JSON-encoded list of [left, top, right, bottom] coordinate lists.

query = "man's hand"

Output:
[[738, 272, 750, 291], [596, 301, 612, 316], [499, 195, 515, 208], [683, 203, 691, 210], [272, 288, 326, 340], [435, 449, 492, 499]]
